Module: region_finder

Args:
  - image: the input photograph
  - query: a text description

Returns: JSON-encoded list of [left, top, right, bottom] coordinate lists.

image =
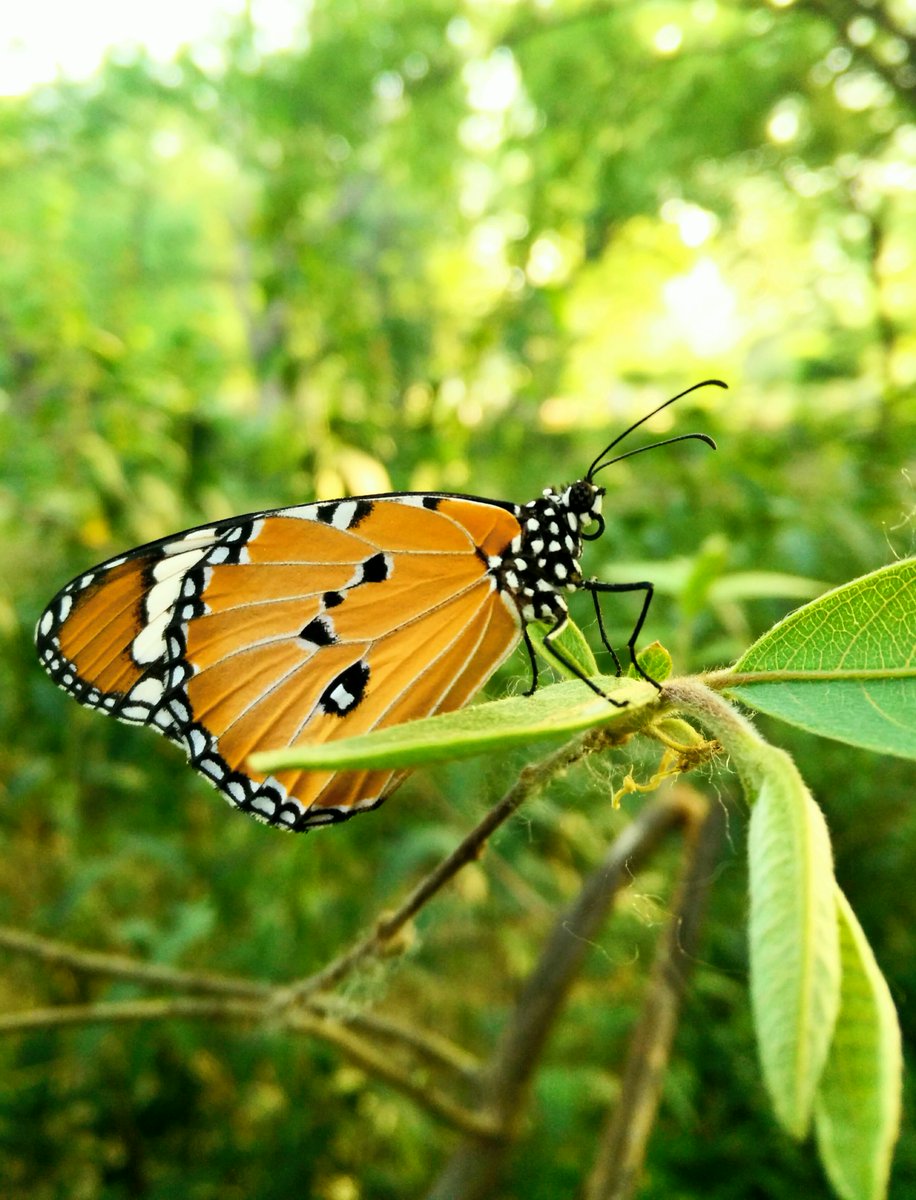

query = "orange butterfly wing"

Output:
[[36, 496, 524, 831]]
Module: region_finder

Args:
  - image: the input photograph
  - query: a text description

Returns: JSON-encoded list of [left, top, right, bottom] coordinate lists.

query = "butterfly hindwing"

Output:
[[36, 496, 524, 831]]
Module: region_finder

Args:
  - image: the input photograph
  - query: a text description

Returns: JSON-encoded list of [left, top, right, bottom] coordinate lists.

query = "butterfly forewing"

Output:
[[37, 496, 524, 831]]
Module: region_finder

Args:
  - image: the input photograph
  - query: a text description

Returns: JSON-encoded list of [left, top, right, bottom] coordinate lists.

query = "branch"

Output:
[[308, 997, 481, 1084], [0, 995, 493, 1138], [274, 731, 597, 1006], [584, 788, 722, 1200], [0, 924, 481, 1087], [0, 734, 604, 1139], [284, 1010, 499, 1139], [426, 789, 694, 1200], [0, 925, 270, 999], [0, 996, 266, 1034], [0, 728, 701, 1154]]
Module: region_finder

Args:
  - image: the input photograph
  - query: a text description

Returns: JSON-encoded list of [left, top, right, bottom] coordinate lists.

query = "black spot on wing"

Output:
[[349, 500, 374, 527], [300, 616, 336, 647], [358, 552, 390, 584], [323, 590, 344, 609], [315, 499, 374, 528], [319, 660, 370, 717]]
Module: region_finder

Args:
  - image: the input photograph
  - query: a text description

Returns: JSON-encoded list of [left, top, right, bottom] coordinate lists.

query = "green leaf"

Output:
[[249, 675, 657, 774], [629, 640, 672, 684], [724, 559, 916, 760], [529, 617, 599, 679], [814, 888, 902, 1200], [748, 747, 841, 1138]]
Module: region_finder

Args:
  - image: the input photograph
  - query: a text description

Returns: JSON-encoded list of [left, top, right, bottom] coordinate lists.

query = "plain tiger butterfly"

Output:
[[36, 380, 723, 832]]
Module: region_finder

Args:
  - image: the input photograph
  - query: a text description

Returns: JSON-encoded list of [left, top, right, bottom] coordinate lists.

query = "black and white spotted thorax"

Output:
[[490, 480, 605, 623]]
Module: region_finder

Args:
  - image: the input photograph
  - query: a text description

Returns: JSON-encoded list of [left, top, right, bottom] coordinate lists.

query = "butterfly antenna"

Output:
[[586, 379, 726, 481], [590, 431, 717, 477]]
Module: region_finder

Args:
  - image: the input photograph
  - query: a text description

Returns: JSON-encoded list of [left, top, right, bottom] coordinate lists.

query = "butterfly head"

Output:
[[557, 479, 605, 541]]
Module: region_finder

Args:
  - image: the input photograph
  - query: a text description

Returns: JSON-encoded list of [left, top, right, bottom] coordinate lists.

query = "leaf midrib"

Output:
[[711, 666, 916, 686]]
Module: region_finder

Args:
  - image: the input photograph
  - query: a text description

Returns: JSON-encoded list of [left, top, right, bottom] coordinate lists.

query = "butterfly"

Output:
[[36, 381, 722, 832]]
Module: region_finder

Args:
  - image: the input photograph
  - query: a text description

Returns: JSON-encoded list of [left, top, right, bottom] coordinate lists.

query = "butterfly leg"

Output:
[[540, 606, 628, 708], [521, 624, 540, 697], [583, 579, 660, 690], [587, 588, 623, 677]]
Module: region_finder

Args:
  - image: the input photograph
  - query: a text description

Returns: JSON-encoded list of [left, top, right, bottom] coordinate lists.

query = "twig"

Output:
[[0, 729, 683, 1151], [0, 925, 271, 999], [284, 1011, 498, 1139], [0, 925, 481, 1086], [426, 790, 692, 1200], [275, 732, 595, 1007], [584, 788, 722, 1200], [0, 735, 600, 1139], [0, 996, 493, 1138], [0, 996, 266, 1034], [308, 997, 481, 1083]]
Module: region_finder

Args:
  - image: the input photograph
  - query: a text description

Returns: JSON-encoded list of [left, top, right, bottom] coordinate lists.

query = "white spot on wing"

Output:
[[331, 501, 357, 529], [146, 547, 209, 623], [39, 609, 53, 636], [132, 611, 171, 664], [329, 682, 355, 710], [134, 544, 212, 663], [119, 704, 150, 722], [153, 547, 208, 583], [304, 809, 340, 825], [187, 727, 208, 758], [146, 573, 184, 621], [163, 528, 215, 555], [276, 504, 319, 520], [200, 757, 225, 780], [130, 676, 165, 705]]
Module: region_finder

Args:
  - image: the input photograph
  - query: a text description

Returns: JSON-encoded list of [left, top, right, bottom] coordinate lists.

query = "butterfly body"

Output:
[[35, 483, 604, 832]]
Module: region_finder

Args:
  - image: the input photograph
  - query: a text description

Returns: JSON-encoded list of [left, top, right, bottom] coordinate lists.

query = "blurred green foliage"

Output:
[[0, 1, 914, 1197]]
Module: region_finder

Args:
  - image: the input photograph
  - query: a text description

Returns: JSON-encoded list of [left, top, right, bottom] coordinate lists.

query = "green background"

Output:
[[1, 2, 914, 1196]]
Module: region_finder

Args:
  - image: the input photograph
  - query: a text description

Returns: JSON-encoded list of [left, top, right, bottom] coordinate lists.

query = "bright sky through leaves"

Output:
[[0, 0, 303, 95]]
